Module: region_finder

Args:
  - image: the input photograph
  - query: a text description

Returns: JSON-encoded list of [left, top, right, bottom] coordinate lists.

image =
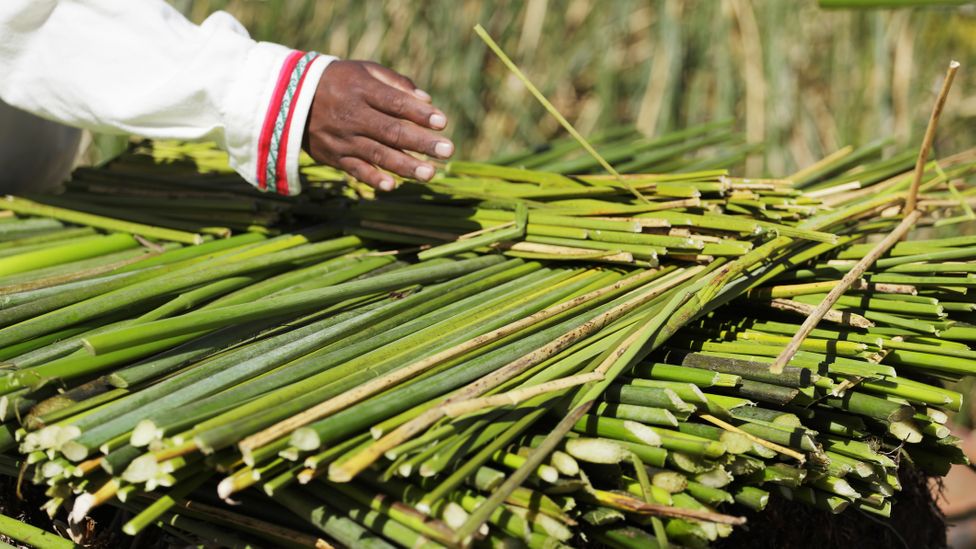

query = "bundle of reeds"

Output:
[[0, 121, 974, 546]]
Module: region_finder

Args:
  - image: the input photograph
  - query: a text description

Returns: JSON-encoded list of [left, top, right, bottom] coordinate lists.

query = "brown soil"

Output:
[[0, 476, 170, 548], [716, 467, 947, 549]]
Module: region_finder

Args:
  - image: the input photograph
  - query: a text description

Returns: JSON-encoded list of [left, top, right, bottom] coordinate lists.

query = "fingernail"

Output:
[[434, 141, 454, 158], [414, 89, 432, 101], [429, 112, 447, 130], [415, 164, 435, 181], [379, 176, 396, 191]]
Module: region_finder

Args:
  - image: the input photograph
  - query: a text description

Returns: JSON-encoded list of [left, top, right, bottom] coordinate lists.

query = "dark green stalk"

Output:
[[83, 255, 501, 354]]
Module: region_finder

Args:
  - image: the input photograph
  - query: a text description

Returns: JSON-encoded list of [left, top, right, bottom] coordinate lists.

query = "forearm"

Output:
[[0, 0, 335, 195]]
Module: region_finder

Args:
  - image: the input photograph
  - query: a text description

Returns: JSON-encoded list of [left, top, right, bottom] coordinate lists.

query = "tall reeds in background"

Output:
[[161, 0, 976, 175]]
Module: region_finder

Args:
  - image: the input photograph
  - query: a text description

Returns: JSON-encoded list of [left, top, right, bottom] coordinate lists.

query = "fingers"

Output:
[[307, 60, 456, 192], [348, 136, 436, 182], [362, 79, 448, 131], [362, 62, 431, 102], [332, 132, 438, 189], [337, 140, 434, 190], [337, 156, 396, 191], [356, 109, 454, 160]]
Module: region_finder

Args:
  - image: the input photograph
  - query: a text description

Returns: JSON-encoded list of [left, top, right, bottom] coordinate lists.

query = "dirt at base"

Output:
[[716, 467, 947, 549], [0, 476, 170, 549]]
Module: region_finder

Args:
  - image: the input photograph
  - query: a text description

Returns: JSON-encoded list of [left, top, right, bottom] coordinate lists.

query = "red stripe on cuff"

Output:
[[256, 50, 304, 190], [274, 54, 320, 195]]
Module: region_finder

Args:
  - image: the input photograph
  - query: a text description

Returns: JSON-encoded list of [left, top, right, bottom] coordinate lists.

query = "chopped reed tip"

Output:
[[700, 414, 805, 463]]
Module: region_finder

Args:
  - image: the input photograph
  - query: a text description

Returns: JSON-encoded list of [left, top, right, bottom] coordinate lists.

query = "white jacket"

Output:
[[0, 1, 336, 195]]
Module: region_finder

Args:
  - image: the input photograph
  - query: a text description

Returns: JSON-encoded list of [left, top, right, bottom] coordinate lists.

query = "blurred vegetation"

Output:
[[166, 0, 976, 175]]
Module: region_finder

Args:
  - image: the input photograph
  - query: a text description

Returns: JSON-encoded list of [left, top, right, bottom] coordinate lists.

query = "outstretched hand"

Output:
[[304, 60, 454, 191]]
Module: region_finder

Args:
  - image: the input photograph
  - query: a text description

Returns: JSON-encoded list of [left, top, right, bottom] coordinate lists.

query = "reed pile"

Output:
[[0, 132, 974, 547]]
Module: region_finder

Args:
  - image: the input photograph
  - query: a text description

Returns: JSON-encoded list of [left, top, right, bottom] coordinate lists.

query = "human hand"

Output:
[[304, 60, 454, 191]]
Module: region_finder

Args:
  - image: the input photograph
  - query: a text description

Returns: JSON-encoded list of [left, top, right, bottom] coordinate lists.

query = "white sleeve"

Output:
[[0, 0, 336, 196]]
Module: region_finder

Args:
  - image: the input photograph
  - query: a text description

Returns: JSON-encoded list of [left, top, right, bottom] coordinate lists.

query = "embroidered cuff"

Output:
[[255, 50, 335, 196]]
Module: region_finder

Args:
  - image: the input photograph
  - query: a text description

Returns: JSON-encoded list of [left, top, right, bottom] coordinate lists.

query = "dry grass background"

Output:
[[166, 0, 976, 176]]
